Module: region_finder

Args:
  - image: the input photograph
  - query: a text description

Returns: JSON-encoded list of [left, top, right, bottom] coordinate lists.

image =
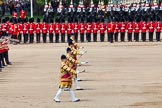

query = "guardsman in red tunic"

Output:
[[67, 20, 74, 41], [134, 22, 140, 42], [12, 20, 19, 44], [99, 19, 106, 42], [92, 20, 98, 42], [141, 21, 148, 42], [85, 20, 92, 42], [19, 8, 26, 21], [8, 19, 14, 37], [148, 21, 155, 42], [60, 20, 66, 43], [155, 20, 161, 42], [79, 21, 85, 42], [120, 22, 126, 42], [114, 21, 119, 42], [73, 19, 79, 42], [1, 19, 7, 37], [17, 18, 23, 42], [23, 18, 29, 43], [55, 18, 61, 43], [48, 19, 55, 43], [29, 18, 35, 43], [2, 39, 12, 65], [12, 10, 18, 19], [35, 18, 41, 43], [127, 22, 133, 42], [107, 21, 114, 43], [42, 19, 48, 43], [5, 17, 10, 36]]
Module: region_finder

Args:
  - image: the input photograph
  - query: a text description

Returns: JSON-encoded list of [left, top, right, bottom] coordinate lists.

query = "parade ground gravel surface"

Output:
[[0, 42, 162, 108]]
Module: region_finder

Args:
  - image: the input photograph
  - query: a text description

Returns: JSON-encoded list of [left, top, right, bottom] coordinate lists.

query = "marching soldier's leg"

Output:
[[108, 33, 110, 42], [0, 54, 2, 70], [61, 33, 65, 43], [1, 53, 6, 66], [80, 33, 84, 42], [49, 33, 54, 43], [32, 34, 34, 43], [55, 34, 59, 43], [69, 89, 80, 102], [29, 34, 32, 43], [151, 32, 153, 42], [156, 32, 160, 42], [67, 34, 71, 41], [86, 33, 88, 41], [43, 33, 47, 43], [136, 33, 139, 42], [4, 51, 11, 65], [121, 33, 123, 42], [93, 33, 97, 42], [101, 33, 105, 42], [74, 33, 78, 42], [54, 88, 63, 102], [114, 33, 118, 42], [89, 33, 91, 42], [149, 32, 151, 41], [36, 33, 39, 43], [110, 33, 113, 43], [18, 33, 22, 42]]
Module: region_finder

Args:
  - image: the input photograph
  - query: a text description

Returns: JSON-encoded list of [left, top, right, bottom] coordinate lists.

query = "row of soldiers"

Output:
[[0, 17, 161, 43], [0, 38, 12, 72], [54, 35, 88, 102]]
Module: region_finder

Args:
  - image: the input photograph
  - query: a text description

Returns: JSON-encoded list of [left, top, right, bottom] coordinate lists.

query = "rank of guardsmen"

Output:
[[0, 1, 162, 43], [54, 35, 88, 102]]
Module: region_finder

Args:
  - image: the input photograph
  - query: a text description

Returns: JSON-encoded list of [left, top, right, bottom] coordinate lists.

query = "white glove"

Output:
[[80, 61, 88, 65]]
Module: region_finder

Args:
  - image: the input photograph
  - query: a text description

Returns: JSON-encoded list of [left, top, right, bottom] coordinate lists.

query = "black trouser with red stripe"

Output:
[[1, 53, 5, 66], [149, 32, 153, 42], [74, 33, 78, 42], [108, 33, 113, 43], [49, 33, 54, 43], [55, 33, 59, 43], [24, 34, 28, 43], [86, 33, 91, 42], [134, 33, 139, 42], [4, 51, 10, 65], [43, 33, 47, 43], [0, 53, 3, 68], [142, 32, 146, 42], [36, 33, 40, 43], [93, 33, 97, 42], [120, 33, 125, 42], [100, 33, 105, 42], [80, 33, 84, 42], [29, 34, 34, 43], [61, 33, 65, 43], [156, 32, 160, 42], [67, 34, 71, 41], [18, 33, 22, 42], [128, 33, 132, 42], [114, 32, 118, 42]]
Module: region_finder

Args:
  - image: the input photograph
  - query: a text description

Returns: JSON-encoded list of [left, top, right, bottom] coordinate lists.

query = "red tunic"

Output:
[[73, 23, 79, 34], [141, 22, 148, 33], [23, 23, 29, 34], [99, 23, 106, 34], [67, 23, 73, 35], [12, 24, 18, 35], [19, 10, 26, 19], [79, 23, 85, 34], [120, 23, 126, 33], [49, 23, 55, 34], [114, 23, 119, 33], [29, 23, 35, 34], [17, 23, 23, 34], [12, 12, 18, 18], [148, 22, 155, 33], [55, 23, 61, 34], [155, 22, 162, 33], [134, 23, 140, 33], [107, 22, 115, 33], [35, 23, 42, 34], [42, 23, 48, 34], [127, 23, 133, 33], [61, 23, 66, 34], [85, 23, 92, 33], [92, 23, 98, 34]]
